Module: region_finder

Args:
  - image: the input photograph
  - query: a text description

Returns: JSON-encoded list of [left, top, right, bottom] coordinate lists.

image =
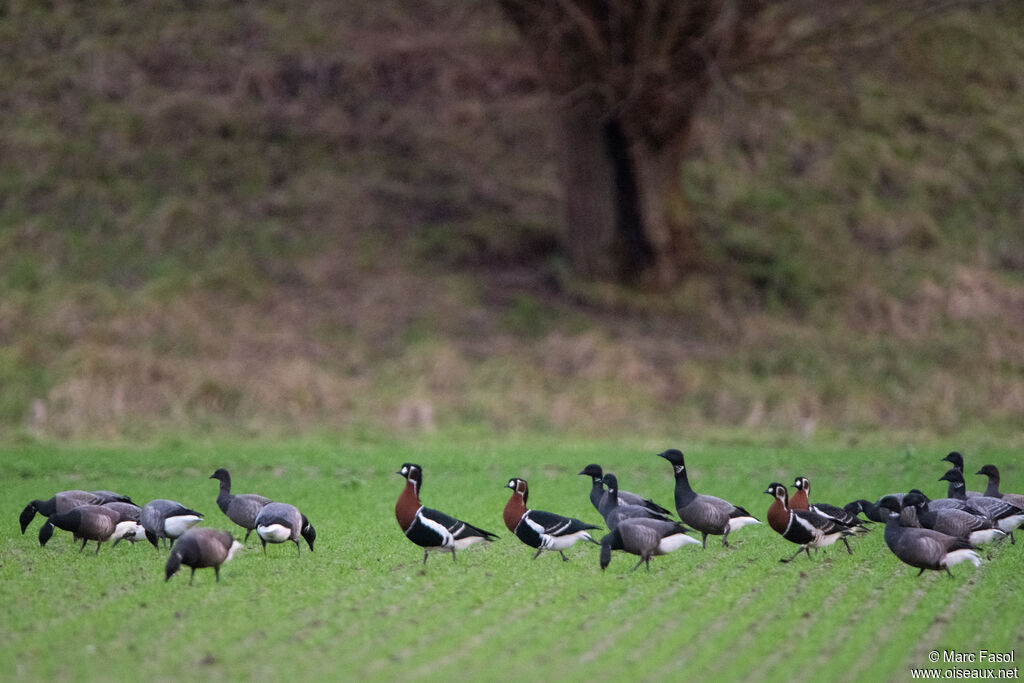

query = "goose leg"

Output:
[[189, 568, 196, 585], [944, 567, 954, 578], [700, 532, 708, 549], [841, 537, 853, 555], [422, 549, 429, 564], [261, 539, 267, 554], [916, 568, 926, 577], [95, 541, 102, 555], [294, 539, 300, 556], [803, 546, 812, 559], [559, 551, 569, 562], [244, 528, 252, 544], [722, 527, 731, 548], [215, 566, 221, 582], [780, 546, 806, 563], [450, 548, 457, 563], [532, 548, 543, 560], [80, 538, 88, 552]]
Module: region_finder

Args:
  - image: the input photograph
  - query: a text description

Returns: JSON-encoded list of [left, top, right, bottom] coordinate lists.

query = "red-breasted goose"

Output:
[[877, 497, 981, 577], [141, 499, 204, 549], [165, 528, 243, 585], [790, 477, 870, 534], [600, 473, 675, 530], [902, 492, 1005, 545], [395, 463, 498, 564], [254, 502, 316, 555], [20, 490, 132, 535], [38, 504, 140, 553], [503, 478, 600, 561], [765, 483, 857, 563], [657, 449, 760, 548], [210, 469, 272, 544], [578, 464, 672, 518], [599, 517, 700, 571]]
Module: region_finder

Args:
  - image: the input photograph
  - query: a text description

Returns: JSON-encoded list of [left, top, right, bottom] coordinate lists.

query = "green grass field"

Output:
[[2, 436, 1022, 682]]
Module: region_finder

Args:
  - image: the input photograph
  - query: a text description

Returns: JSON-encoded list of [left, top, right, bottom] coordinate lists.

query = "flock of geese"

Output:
[[396, 449, 1024, 575], [18, 449, 1023, 582], [19, 468, 315, 583]]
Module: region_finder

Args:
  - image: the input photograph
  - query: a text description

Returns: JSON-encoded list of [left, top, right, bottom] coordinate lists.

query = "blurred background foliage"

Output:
[[0, 1, 1022, 440]]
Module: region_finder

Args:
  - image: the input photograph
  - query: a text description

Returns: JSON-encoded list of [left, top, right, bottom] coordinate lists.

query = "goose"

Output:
[[210, 469, 272, 544], [656, 449, 760, 548], [790, 477, 870, 533], [38, 504, 141, 553], [165, 528, 244, 584], [844, 499, 888, 524], [941, 452, 982, 497], [600, 473, 675, 531], [503, 478, 600, 561], [877, 497, 981, 577], [254, 502, 316, 555], [902, 492, 1005, 545], [765, 483, 857, 562], [599, 517, 700, 571], [578, 464, 672, 518], [141, 499, 204, 549], [20, 489, 132, 535], [975, 465, 1024, 508], [939, 469, 1024, 543], [395, 463, 498, 564]]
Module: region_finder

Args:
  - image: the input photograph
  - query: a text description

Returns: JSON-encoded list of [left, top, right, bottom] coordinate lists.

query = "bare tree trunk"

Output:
[[558, 94, 695, 286]]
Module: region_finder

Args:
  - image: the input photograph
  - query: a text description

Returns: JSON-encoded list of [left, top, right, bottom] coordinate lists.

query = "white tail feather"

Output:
[[944, 549, 981, 568], [968, 529, 1006, 545], [657, 533, 702, 554], [727, 517, 761, 531]]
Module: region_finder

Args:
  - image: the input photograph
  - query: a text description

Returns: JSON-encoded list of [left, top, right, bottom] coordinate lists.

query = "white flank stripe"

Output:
[[543, 530, 593, 551], [451, 536, 485, 550], [417, 512, 455, 547], [944, 549, 981, 568]]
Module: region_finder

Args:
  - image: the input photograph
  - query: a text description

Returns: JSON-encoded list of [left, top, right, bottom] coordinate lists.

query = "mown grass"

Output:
[[2, 435, 1021, 682]]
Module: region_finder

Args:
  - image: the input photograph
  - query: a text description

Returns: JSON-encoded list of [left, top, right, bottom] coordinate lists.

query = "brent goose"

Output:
[[20, 490, 132, 535], [657, 449, 760, 548], [599, 517, 700, 571], [877, 497, 981, 577], [210, 469, 272, 544], [38, 504, 142, 553], [165, 528, 243, 584], [600, 473, 675, 530], [578, 464, 672, 518], [141, 499, 204, 549], [901, 492, 1005, 545], [254, 502, 316, 555]]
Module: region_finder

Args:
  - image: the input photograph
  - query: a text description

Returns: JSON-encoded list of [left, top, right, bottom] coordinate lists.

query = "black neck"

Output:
[[673, 471, 697, 507]]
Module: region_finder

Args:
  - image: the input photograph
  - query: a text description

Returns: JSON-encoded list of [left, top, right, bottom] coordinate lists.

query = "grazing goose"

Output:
[[210, 469, 272, 544], [975, 465, 1024, 509], [656, 449, 759, 548], [599, 517, 700, 572], [38, 504, 141, 553], [578, 464, 673, 518], [165, 528, 243, 585], [141, 499, 204, 549], [101, 501, 147, 546], [844, 499, 888, 524], [765, 483, 857, 563], [790, 477, 870, 533], [939, 469, 1024, 543], [20, 490, 132, 535], [902, 492, 1006, 545], [254, 502, 316, 555], [877, 498, 981, 577], [503, 478, 600, 561], [942, 452, 982, 497], [600, 473, 675, 531], [395, 463, 498, 564]]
